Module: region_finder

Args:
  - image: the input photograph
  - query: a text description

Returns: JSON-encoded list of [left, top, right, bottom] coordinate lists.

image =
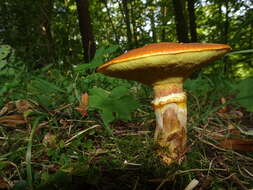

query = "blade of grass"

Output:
[[26, 116, 42, 190]]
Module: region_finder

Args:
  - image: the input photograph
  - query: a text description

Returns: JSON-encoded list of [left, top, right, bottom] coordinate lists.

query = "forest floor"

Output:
[[1, 97, 253, 190]]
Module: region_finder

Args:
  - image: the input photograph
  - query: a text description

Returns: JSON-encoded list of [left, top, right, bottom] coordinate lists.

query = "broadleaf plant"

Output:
[[0, 44, 11, 70], [74, 45, 119, 71], [89, 86, 139, 131]]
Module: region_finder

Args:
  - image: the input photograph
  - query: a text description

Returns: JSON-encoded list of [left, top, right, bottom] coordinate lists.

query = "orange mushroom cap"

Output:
[[97, 42, 231, 86]]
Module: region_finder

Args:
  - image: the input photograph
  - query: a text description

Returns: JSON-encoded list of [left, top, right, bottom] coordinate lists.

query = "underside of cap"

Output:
[[97, 42, 231, 86]]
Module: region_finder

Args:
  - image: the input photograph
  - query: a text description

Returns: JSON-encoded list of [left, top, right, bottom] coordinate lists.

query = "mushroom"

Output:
[[96, 42, 231, 164]]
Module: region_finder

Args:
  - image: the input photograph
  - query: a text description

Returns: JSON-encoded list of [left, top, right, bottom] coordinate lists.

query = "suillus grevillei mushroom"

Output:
[[96, 42, 231, 164]]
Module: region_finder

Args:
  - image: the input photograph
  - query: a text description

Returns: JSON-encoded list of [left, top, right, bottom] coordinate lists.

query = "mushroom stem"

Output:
[[152, 83, 187, 164]]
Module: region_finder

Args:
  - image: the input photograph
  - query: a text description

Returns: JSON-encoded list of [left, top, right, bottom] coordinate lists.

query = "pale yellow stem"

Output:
[[152, 83, 187, 164]]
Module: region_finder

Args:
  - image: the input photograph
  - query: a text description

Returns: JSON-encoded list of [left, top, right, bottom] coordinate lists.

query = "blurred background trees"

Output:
[[0, 0, 252, 76]]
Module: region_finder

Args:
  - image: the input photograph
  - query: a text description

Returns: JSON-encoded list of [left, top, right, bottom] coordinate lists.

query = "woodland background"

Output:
[[0, 0, 253, 189]]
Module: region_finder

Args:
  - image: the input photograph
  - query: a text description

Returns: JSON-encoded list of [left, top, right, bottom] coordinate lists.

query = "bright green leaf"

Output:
[[0, 45, 11, 60], [0, 60, 7, 70]]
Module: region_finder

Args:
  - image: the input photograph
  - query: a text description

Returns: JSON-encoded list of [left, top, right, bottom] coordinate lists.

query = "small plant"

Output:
[[232, 77, 253, 112], [89, 86, 139, 132], [227, 49, 253, 112], [0, 44, 27, 106]]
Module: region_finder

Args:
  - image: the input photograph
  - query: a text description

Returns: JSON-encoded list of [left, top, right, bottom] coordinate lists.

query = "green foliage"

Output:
[[0, 45, 27, 106], [89, 86, 139, 130], [74, 45, 119, 71], [37, 171, 72, 190], [12, 180, 28, 190], [28, 77, 65, 108], [184, 74, 234, 101], [0, 44, 11, 69], [0, 44, 12, 71], [184, 75, 211, 97], [232, 77, 253, 112]]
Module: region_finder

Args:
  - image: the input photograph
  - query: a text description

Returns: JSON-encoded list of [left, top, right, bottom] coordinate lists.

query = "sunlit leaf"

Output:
[[0, 45, 11, 60]]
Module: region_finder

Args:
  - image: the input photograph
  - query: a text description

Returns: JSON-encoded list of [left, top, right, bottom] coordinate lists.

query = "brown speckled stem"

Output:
[[152, 83, 187, 164]]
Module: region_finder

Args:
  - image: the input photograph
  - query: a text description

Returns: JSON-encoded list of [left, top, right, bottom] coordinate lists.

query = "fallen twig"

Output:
[[184, 179, 199, 190], [64, 125, 100, 147]]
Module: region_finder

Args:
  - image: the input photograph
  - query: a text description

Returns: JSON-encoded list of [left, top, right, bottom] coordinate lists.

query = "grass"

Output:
[[1, 75, 253, 189]]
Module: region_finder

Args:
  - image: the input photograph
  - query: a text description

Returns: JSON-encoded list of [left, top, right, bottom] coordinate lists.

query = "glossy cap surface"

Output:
[[97, 42, 231, 86]]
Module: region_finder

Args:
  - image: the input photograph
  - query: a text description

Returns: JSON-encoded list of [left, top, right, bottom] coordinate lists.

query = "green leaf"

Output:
[[37, 95, 53, 107], [30, 78, 65, 94], [89, 87, 109, 97], [41, 64, 53, 72], [36, 78, 65, 93], [89, 88, 109, 109], [88, 86, 139, 130], [74, 63, 93, 71], [233, 77, 253, 112], [184, 76, 211, 96], [110, 86, 128, 98], [74, 45, 119, 71], [0, 161, 7, 170], [0, 60, 7, 70], [0, 45, 11, 60], [116, 96, 139, 120], [89, 95, 105, 109], [100, 110, 114, 133], [12, 180, 27, 190]]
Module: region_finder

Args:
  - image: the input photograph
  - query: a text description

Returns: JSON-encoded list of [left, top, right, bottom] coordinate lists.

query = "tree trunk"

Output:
[[40, 0, 55, 65], [147, 0, 157, 43], [130, 0, 138, 47], [102, 0, 120, 44], [172, 0, 189, 42], [187, 0, 197, 42], [76, 0, 96, 62], [161, 5, 168, 41], [122, 0, 133, 49], [218, 2, 223, 42], [249, 23, 253, 67], [223, 0, 229, 44], [223, 0, 230, 74], [150, 9, 157, 42]]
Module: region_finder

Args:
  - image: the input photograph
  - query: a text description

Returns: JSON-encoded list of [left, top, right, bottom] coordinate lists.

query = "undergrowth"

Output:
[[1, 44, 253, 189]]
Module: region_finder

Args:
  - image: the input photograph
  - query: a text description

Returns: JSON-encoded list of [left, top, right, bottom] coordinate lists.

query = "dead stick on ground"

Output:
[[199, 137, 253, 162], [230, 174, 248, 190], [184, 179, 199, 190], [64, 125, 100, 147]]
